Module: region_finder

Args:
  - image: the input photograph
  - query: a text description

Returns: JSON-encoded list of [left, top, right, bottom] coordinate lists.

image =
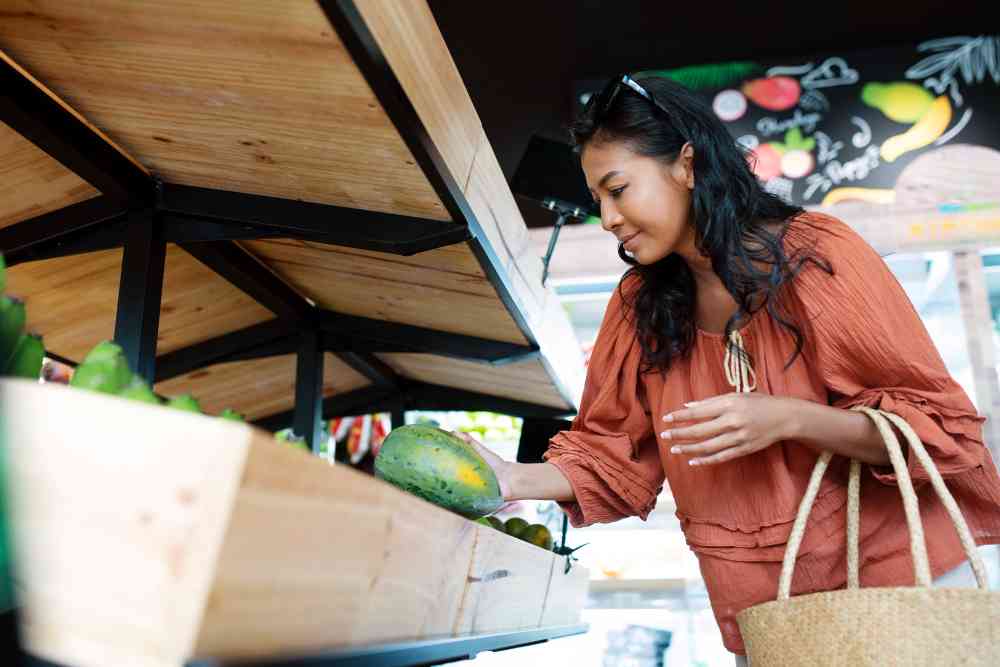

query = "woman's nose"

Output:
[[600, 204, 624, 233]]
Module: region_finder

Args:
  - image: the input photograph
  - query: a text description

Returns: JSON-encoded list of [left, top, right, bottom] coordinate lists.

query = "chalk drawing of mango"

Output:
[[862, 82, 952, 162]]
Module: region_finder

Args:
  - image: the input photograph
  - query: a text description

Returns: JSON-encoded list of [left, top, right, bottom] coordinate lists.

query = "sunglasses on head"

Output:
[[589, 73, 673, 121]]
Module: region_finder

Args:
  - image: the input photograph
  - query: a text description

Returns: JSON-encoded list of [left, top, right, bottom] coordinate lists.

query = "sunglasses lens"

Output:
[[591, 76, 624, 119]]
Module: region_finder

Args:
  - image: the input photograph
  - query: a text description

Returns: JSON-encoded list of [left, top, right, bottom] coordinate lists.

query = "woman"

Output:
[[463, 74, 1000, 663]]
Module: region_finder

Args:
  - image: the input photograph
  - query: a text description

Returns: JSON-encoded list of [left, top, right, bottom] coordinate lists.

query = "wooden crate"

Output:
[[0, 379, 588, 667]]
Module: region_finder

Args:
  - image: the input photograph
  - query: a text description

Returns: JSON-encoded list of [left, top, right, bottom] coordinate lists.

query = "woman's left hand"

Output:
[[661, 393, 800, 467]]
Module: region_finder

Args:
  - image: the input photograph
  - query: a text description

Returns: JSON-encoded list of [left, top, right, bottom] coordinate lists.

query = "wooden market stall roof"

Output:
[[0, 0, 585, 422]]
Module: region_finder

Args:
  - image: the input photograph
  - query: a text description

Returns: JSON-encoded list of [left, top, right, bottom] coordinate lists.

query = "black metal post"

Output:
[[113, 209, 165, 383], [391, 405, 406, 429], [541, 212, 567, 287], [294, 328, 325, 454]]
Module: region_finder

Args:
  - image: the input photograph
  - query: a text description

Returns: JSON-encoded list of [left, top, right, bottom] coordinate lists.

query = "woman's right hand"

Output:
[[454, 431, 514, 501]]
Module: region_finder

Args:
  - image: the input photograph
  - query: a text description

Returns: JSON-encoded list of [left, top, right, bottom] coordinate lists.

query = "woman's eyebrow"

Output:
[[598, 170, 622, 188]]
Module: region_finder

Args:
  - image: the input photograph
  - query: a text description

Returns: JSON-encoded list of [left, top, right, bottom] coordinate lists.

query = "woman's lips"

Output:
[[621, 232, 640, 252]]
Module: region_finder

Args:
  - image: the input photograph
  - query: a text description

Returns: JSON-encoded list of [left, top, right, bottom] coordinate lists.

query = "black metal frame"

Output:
[[19, 624, 588, 667], [160, 184, 472, 256], [154, 319, 299, 382], [0, 182, 472, 268], [253, 380, 572, 432], [295, 328, 326, 452], [188, 624, 589, 667], [113, 208, 166, 382]]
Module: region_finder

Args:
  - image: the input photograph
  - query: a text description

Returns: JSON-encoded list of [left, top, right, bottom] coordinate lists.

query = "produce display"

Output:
[[0, 253, 245, 422], [4, 253, 566, 558], [474, 516, 554, 550], [373, 423, 559, 550]]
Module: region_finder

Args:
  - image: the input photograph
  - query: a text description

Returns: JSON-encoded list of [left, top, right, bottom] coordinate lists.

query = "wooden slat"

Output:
[[0, 0, 447, 220], [0, 120, 99, 229], [245, 239, 529, 345], [379, 353, 572, 410], [155, 352, 370, 422], [5, 248, 122, 360], [158, 246, 275, 355], [539, 555, 590, 627], [5, 245, 275, 362], [354, 0, 482, 191], [5, 380, 251, 667], [198, 434, 478, 657], [244, 238, 495, 298], [454, 524, 554, 635]]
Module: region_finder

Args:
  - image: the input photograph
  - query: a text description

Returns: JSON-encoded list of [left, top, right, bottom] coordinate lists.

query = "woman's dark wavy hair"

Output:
[[570, 75, 832, 374]]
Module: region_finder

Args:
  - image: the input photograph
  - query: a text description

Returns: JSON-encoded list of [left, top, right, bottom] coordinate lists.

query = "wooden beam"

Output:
[[953, 250, 1000, 462]]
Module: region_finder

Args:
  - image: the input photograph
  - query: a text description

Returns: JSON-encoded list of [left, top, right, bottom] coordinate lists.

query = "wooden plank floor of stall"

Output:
[[2, 380, 588, 667]]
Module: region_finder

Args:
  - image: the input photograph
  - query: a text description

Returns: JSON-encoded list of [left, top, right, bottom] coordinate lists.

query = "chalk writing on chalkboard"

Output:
[[571, 35, 1000, 210], [906, 36, 1000, 106]]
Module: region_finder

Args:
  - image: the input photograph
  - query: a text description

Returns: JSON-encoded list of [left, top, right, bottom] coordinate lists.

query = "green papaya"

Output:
[[118, 377, 161, 405], [166, 394, 202, 414], [4, 333, 44, 379], [219, 408, 245, 422], [519, 523, 554, 550], [504, 517, 530, 538], [374, 424, 504, 519], [0, 297, 26, 369]]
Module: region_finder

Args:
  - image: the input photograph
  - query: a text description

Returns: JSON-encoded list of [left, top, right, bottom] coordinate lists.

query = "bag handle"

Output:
[[776, 407, 988, 601]]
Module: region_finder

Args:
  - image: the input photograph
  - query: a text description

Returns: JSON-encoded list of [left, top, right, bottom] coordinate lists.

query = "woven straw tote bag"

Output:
[[737, 407, 1000, 666]]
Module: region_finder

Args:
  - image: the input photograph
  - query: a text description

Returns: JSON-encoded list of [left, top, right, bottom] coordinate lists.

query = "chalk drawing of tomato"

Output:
[[751, 144, 784, 180], [742, 76, 801, 111]]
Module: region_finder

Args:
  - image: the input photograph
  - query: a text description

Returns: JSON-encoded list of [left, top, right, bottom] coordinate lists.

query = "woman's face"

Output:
[[581, 139, 695, 265]]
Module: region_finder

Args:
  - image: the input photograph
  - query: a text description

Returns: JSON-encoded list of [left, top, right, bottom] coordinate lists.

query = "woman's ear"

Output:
[[681, 142, 695, 190]]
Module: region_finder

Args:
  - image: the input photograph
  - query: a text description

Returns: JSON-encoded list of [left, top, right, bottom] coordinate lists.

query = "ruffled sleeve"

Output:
[[543, 275, 665, 527], [788, 213, 988, 486]]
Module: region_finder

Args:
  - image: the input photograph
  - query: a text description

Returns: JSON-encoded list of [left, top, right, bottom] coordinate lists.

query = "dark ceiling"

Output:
[[428, 0, 990, 228]]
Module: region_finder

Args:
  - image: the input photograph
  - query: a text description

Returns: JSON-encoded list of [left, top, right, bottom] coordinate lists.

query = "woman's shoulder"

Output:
[[783, 210, 875, 258], [601, 271, 641, 330], [781, 210, 900, 315]]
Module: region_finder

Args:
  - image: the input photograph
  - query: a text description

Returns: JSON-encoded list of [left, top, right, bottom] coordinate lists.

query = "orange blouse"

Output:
[[544, 212, 1000, 654]]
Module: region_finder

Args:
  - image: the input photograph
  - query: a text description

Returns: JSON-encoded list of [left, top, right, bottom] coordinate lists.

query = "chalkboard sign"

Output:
[[574, 35, 1000, 207]]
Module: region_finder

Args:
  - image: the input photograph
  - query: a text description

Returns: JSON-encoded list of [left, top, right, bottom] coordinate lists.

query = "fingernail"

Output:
[[684, 401, 698, 408], [660, 431, 671, 440], [662, 414, 674, 422], [670, 446, 680, 454], [689, 459, 699, 466]]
